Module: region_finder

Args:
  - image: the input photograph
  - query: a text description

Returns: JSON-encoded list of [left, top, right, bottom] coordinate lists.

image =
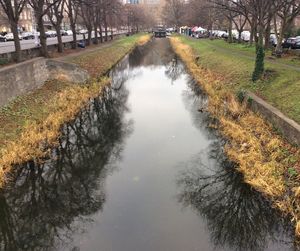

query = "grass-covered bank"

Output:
[[0, 34, 151, 187], [178, 37, 300, 124], [67, 35, 151, 78], [170, 36, 300, 238]]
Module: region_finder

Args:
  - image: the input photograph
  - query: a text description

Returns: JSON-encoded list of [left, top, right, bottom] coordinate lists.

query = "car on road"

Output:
[[269, 34, 278, 47], [0, 34, 6, 42], [46, 30, 57, 38], [291, 36, 300, 49], [66, 30, 73, 36], [5, 32, 22, 41], [283, 37, 296, 49], [241, 31, 251, 42], [77, 29, 88, 35], [291, 37, 300, 49], [22, 32, 35, 40], [60, 30, 68, 36]]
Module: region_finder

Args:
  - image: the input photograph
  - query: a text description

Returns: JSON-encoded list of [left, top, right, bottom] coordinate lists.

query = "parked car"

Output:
[[34, 31, 40, 38], [5, 32, 22, 41], [291, 37, 300, 49], [241, 31, 250, 42], [269, 34, 278, 47], [60, 30, 68, 36], [282, 37, 296, 49], [221, 32, 229, 39], [22, 32, 35, 40], [0, 35, 6, 42], [66, 30, 73, 36], [77, 29, 88, 35], [45, 30, 57, 38]]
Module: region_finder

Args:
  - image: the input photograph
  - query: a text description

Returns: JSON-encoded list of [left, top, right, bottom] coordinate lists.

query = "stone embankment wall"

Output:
[[0, 57, 89, 107], [246, 92, 300, 146]]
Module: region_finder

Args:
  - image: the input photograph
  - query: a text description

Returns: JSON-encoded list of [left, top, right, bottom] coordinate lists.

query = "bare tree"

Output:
[[0, 0, 26, 62], [47, 0, 66, 52], [29, 0, 60, 57], [79, 0, 94, 45], [162, 0, 185, 28], [65, 0, 79, 49], [274, 0, 300, 55], [212, 0, 281, 81]]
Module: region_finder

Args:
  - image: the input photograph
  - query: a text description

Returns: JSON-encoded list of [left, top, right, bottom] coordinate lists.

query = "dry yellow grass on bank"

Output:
[[0, 34, 152, 187], [137, 34, 152, 46], [0, 78, 109, 186], [169, 37, 300, 237]]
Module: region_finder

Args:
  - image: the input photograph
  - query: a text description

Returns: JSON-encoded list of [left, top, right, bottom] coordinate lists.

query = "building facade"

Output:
[[0, 4, 34, 32]]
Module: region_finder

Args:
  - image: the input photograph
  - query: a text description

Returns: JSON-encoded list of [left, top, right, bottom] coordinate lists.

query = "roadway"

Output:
[[0, 31, 127, 54]]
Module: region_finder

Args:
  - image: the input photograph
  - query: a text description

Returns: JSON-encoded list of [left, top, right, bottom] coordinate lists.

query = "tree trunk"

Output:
[[228, 18, 233, 43], [71, 23, 77, 49], [264, 21, 271, 49], [10, 20, 21, 62], [275, 32, 284, 56], [99, 24, 103, 43], [252, 23, 265, 81], [55, 25, 63, 53], [250, 24, 254, 46], [238, 30, 242, 43], [94, 26, 98, 44], [87, 28, 92, 46], [104, 11, 108, 42], [37, 17, 49, 57]]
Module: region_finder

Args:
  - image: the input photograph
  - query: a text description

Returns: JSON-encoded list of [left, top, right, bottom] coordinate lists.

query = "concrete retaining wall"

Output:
[[47, 59, 89, 84], [0, 57, 89, 107], [246, 91, 300, 146]]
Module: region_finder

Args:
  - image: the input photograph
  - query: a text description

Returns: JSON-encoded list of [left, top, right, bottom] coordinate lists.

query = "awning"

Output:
[[191, 26, 198, 32], [196, 27, 206, 32]]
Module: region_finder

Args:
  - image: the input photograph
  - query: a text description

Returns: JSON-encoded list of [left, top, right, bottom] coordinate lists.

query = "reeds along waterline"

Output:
[[169, 36, 300, 238]]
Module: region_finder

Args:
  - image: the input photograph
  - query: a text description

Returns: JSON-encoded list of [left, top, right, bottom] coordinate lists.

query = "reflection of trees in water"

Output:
[[164, 56, 186, 83], [129, 38, 175, 69], [181, 77, 218, 142], [177, 141, 296, 251], [0, 84, 132, 251]]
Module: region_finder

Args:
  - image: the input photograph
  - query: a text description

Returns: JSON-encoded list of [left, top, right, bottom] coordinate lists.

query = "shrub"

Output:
[[252, 45, 265, 82]]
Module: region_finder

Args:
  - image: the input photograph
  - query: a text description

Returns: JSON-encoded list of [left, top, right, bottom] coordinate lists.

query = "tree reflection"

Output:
[[129, 39, 175, 68], [0, 83, 132, 251], [164, 56, 186, 83], [177, 141, 295, 251]]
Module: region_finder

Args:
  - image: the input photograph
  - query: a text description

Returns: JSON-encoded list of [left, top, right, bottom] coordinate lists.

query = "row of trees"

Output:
[[0, 0, 155, 62], [162, 0, 300, 81]]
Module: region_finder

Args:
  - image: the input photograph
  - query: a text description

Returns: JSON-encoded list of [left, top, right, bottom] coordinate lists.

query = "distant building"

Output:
[[127, 0, 140, 4], [0, 4, 34, 32]]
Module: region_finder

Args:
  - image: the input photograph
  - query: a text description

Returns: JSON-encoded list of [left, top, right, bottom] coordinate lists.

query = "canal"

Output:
[[0, 39, 297, 251]]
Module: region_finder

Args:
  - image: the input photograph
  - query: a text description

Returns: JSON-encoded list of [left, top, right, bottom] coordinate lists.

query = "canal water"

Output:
[[0, 39, 297, 251]]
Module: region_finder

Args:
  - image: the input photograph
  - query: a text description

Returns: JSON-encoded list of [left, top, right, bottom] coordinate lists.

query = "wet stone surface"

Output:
[[0, 39, 297, 251]]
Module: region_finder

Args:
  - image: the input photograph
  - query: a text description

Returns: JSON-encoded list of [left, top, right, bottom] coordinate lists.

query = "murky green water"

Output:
[[0, 39, 297, 251]]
